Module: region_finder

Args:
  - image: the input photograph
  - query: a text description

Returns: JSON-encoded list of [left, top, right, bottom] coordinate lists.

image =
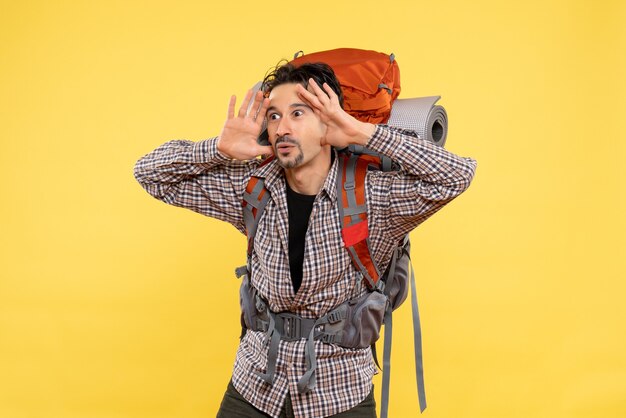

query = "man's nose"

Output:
[[275, 117, 291, 137]]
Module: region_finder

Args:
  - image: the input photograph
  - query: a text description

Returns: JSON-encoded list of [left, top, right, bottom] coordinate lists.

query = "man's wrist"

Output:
[[193, 137, 231, 163], [216, 136, 226, 155], [215, 136, 235, 160], [354, 121, 376, 146]]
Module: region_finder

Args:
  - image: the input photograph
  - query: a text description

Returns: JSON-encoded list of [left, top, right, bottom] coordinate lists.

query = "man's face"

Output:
[[266, 83, 328, 170]]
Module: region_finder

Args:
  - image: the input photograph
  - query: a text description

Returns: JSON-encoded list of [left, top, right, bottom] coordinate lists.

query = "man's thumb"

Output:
[[256, 145, 274, 157]]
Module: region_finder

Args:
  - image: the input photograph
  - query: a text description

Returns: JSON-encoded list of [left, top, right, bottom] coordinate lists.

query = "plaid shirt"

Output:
[[134, 125, 476, 417]]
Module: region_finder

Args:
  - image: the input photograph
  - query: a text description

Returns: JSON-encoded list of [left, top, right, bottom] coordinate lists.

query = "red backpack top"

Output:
[[291, 48, 401, 124]]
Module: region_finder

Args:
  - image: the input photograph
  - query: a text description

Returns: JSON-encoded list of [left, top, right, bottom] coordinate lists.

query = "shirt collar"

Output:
[[250, 151, 339, 203], [319, 150, 338, 202]]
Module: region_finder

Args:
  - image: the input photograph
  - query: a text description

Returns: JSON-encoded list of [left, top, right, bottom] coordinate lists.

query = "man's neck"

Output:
[[284, 151, 333, 196]]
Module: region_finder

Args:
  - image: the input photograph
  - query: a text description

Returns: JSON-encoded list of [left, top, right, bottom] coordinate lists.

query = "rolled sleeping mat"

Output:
[[387, 96, 448, 147]]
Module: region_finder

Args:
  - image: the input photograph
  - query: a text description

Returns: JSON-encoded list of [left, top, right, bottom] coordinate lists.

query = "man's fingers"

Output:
[[255, 144, 274, 158], [255, 97, 270, 126], [227, 95, 236, 119], [296, 83, 324, 111], [249, 91, 265, 119], [322, 82, 340, 104], [238, 89, 254, 118], [307, 78, 331, 106]]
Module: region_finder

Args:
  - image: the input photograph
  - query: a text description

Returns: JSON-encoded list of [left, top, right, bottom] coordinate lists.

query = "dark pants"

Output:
[[216, 380, 377, 418]]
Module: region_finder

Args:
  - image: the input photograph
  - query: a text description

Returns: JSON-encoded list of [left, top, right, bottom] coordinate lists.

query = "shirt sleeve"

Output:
[[365, 124, 477, 248], [133, 137, 258, 233]]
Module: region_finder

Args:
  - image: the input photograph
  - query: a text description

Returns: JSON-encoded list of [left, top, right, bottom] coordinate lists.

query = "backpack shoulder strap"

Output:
[[345, 144, 396, 172], [409, 259, 427, 413], [380, 253, 427, 417], [337, 150, 427, 415], [336, 151, 384, 289], [242, 176, 271, 257], [241, 156, 275, 257]]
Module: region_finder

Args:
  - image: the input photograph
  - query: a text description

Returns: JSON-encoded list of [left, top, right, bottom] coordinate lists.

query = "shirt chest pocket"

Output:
[[304, 208, 352, 273], [253, 204, 288, 272]]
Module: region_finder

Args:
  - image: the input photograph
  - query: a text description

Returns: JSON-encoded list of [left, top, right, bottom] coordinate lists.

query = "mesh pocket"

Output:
[[340, 291, 388, 348]]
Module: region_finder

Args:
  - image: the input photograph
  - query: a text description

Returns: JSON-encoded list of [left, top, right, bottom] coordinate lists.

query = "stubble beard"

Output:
[[275, 136, 304, 169]]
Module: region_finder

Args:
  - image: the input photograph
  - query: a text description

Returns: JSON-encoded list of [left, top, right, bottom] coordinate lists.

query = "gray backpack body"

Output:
[[236, 147, 426, 416]]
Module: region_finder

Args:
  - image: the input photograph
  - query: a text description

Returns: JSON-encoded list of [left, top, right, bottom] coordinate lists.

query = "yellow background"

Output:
[[1, 0, 625, 417]]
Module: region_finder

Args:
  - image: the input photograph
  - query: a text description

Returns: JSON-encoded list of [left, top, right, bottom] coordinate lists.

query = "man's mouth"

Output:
[[275, 137, 298, 155]]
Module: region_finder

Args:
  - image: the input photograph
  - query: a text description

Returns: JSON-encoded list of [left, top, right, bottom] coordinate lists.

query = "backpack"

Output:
[[237, 148, 426, 417], [237, 49, 426, 417], [291, 48, 400, 124]]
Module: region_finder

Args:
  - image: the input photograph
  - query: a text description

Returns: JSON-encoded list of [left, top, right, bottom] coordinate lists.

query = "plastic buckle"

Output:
[[327, 310, 344, 324], [282, 315, 301, 340]]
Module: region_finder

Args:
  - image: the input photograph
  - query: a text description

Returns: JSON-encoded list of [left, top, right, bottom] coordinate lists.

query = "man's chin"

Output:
[[276, 155, 303, 169], [277, 159, 298, 169]]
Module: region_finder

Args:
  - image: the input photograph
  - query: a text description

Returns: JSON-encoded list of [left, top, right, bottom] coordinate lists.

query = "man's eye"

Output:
[[293, 110, 304, 117], [268, 113, 280, 121]]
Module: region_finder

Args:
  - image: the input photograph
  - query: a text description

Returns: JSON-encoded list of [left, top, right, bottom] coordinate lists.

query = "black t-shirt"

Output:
[[285, 183, 316, 293]]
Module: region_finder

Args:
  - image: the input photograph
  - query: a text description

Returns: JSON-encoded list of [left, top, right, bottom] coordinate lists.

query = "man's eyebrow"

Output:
[[266, 103, 312, 113], [291, 102, 312, 110]]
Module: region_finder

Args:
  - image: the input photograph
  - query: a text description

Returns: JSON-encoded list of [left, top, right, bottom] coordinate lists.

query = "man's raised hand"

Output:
[[217, 89, 273, 160], [295, 79, 375, 149]]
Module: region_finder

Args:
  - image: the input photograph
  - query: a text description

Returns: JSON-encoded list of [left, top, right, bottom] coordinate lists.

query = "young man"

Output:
[[134, 62, 477, 417]]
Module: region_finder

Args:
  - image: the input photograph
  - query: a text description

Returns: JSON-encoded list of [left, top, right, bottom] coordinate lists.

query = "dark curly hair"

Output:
[[262, 62, 344, 109]]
